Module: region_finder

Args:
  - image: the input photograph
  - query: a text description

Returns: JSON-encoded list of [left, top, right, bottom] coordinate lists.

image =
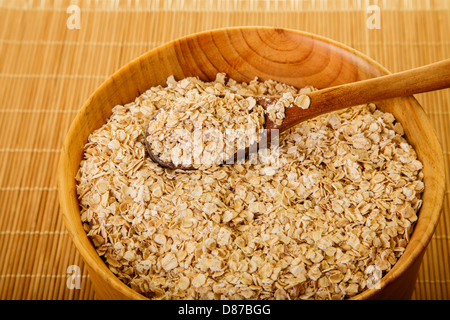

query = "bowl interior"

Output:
[[58, 27, 445, 299]]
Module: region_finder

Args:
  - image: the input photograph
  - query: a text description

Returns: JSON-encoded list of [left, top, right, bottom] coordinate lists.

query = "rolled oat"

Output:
[[76, 73, 424, 300]]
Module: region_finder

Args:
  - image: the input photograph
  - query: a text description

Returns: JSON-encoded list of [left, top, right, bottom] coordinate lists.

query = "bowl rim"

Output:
[[58, 26, 445, 300]]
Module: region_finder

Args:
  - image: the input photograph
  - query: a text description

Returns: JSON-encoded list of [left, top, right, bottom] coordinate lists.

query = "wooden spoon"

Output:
[[146, 59, 450, 170]]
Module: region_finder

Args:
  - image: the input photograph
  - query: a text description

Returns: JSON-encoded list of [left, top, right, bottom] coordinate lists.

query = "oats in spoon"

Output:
[[145, 90, 265, 169]]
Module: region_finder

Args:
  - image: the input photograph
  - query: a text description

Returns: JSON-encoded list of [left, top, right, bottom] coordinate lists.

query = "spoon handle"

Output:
[[280, 59, 450, 131]]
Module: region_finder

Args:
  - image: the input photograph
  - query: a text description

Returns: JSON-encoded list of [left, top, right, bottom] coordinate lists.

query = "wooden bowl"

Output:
[[58, 27, 445, 300]]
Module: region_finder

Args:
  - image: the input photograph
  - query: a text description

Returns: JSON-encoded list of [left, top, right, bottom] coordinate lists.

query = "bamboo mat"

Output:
[[0, 0, 449, 300]]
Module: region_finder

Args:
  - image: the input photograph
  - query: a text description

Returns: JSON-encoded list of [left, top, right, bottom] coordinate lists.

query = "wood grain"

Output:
[[58, 27, 445, 300], [266, 59, 450, 133]]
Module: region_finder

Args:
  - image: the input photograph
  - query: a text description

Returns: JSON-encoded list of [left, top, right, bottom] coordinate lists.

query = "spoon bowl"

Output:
[[146, 59, 450, 170]]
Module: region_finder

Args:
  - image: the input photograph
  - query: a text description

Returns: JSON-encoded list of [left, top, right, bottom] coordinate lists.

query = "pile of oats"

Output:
[[146, 75, 313, 169], [145, 80, 265, 169], [265, 91, 312, 126], [76, 73, 424, 300]]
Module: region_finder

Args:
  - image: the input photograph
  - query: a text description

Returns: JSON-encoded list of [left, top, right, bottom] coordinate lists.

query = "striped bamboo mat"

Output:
[[0, 0, 449, 300]]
